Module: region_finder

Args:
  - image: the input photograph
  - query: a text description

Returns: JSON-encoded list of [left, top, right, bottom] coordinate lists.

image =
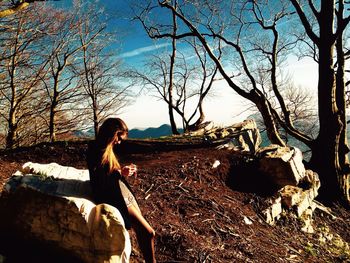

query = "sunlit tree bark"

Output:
[[0, 1, 58, 18], [290, 0, 350, 203], [0, 1, 28, 18]]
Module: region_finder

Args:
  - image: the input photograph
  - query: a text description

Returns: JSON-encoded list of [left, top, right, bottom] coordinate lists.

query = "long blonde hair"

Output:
[[96, 118, 128, 173]]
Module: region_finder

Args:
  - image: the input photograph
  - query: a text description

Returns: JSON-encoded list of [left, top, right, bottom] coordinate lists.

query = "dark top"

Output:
[[86, 141, 133, 229]]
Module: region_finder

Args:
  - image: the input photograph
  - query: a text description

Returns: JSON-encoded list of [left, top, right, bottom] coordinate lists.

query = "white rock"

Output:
[[209, 119, 262, 153], [22, 162, 90, 181], [279, 185, 303, 208], [262, 196, 282, 225], [1, 164, 131, 263], [243, 216, 253, 225], [212, 160, 221, 168]]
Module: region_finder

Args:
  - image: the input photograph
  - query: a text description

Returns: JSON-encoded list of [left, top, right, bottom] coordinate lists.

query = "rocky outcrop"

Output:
[[191, 121, 323, 233], [256, 145, 321, 233], [206, 119, 262, 153], [0, 163, 131, 263], [256, 145, 305, 188], [211, 124, 321, 232], [262, 170, 321, 229]]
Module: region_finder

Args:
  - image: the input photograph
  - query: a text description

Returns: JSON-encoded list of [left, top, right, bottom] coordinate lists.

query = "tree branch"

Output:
[[290, 0, 320, 46]]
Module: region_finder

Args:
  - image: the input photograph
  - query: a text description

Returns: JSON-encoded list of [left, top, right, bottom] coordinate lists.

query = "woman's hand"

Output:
[[121, 164, 137, 178]]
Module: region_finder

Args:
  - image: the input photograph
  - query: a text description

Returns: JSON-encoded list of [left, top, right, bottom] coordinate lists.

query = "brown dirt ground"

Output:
[[0, 140, 349, 263]]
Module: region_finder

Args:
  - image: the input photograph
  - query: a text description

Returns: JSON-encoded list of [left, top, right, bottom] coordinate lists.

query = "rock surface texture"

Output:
[[256, 144, 306, 188], [256, 146, 321, 232], [207, 119, 262, 153], [0, 162, 131, 263]]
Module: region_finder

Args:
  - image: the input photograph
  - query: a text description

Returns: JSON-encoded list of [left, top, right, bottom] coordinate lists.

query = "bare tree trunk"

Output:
[[49, 101, 56, 143], [168, 100, 178, 134], [92, 99, 99, 139], [49, 79, 59, 143], [187, 102, 205, 132], [168, 1, 179, 135], [308, 1, 349, 203], [6, 41, 18, 149], [335, 0, 350, 204], [6, 108, 17, 149], [253, 91, 285, 146]]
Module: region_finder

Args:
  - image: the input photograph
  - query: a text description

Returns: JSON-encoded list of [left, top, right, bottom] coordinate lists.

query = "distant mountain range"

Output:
[[77, 124, 184, 139], [128, 124, 183, 139]]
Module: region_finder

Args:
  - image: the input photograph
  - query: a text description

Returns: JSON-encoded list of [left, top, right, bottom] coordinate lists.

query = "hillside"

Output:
[[0, 140, 349, 262]]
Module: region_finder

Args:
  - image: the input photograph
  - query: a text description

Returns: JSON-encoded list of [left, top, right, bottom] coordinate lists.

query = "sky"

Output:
[[54, 0, 318, 129]]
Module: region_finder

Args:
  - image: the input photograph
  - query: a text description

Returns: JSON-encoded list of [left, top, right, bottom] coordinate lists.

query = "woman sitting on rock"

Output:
[[87, 117, 156, 263]]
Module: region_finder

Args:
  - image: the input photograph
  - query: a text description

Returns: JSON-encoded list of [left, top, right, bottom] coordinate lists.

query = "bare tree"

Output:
[[130, 40, 219, 133], [0, 3, 51, 148], [0, 0, 130, 146], [167, 0, 179, 134], [135, 0, 350, 203], [40, 6, 87, 142], [131, 52, 194, 133], [137, 0, 290, 144], [14, 91, 48, 146], [185, 39, 220, 132], [254, 81, 318, 152], [73, 0, 130, 138]]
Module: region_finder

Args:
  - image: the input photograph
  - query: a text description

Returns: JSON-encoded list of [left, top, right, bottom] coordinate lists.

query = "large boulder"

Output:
[[0, 162, 131, 263], [256, 145, 322, 233], [256, 144, 305, 188], [208, 119, 262, 153]]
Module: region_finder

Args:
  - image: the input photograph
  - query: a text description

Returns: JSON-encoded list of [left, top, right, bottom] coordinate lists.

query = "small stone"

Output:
[[270, 197, 282, 219], [262, 209, 274, 225], [262, 197, 282, 225], [243, 216, 253, 225], [295, 191, 313, 217], [300, 208, 314, 234], [212, 160, 221, 168], [279, 185, 303, 208]]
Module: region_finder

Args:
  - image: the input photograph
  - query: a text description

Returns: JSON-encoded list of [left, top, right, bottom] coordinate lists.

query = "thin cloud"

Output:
[[118, 43, 171, 58]]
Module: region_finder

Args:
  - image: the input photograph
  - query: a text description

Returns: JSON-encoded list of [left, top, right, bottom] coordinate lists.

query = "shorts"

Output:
[[119, 180, 140, 212]]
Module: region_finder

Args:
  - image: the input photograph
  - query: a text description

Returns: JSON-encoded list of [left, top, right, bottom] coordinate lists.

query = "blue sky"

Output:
[[51, 0, 318, 129], [54, 0, 163, 65]]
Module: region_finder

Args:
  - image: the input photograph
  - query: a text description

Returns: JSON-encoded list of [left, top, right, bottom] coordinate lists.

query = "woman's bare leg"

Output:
[[128, 205, 156, 263]]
